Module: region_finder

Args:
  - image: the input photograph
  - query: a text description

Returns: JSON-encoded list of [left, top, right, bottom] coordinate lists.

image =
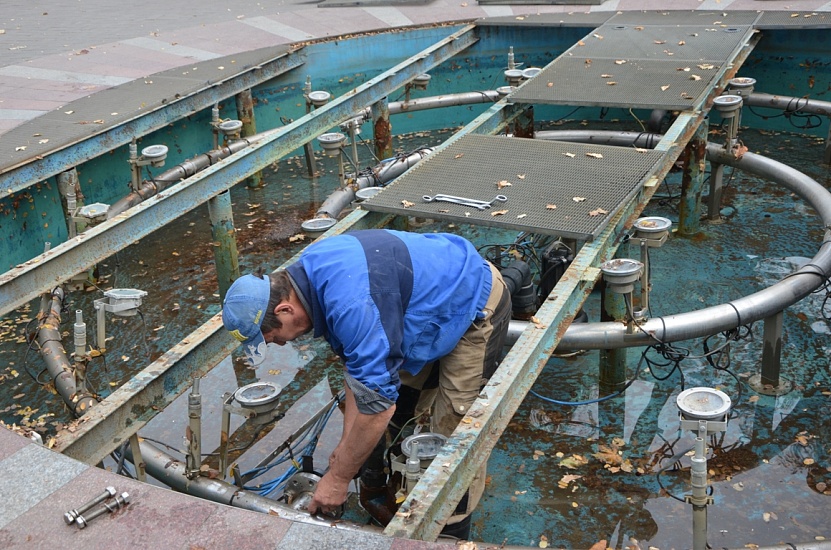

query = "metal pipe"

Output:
[[106, 130, 281, 219], [37, 288, 97, 416], [745, 92, 831, 117], [312, 147, 433, 220], [130, 439, 383, 531], [524, 130, 831, 350]]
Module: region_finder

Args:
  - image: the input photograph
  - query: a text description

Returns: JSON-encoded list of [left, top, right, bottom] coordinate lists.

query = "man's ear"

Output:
[[273, 301, 293, 316]]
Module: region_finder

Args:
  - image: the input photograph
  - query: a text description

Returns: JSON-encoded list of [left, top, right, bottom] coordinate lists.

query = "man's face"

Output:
[[262, 305, 311, 346]]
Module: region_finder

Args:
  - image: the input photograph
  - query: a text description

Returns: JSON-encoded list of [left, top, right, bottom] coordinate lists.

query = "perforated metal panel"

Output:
[[509, 22, 753, 111], [508, 57, 721, 111], [569, 25, 752, 61], [755, 11, 831, 29], [361, 134, 665, 241], [477, 12, 613, 28], [0, 45, 293, 173], [606, 10, 760, 27]]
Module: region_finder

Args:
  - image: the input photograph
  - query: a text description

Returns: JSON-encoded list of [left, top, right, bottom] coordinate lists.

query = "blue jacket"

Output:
[[286, 229, 491, 408]]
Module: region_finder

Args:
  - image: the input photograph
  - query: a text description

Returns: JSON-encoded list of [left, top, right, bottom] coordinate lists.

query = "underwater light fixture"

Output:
[[233, 381, 282, 416], [676, 387, 731, 550], [76, 202, 110, 222], [728, 77, 756, 98], [129, 140, 169, 190], [631, 217, 672, 320], [676, 387, 731, 426], [712, 94, 743, 145], [496, 86, 516, 98], [219, 381, 284, 476], [600, 258, 643, 295], [93, 288, 148, 352], [308, 90, 331, 108], [318, 132, 346, 157], [504, 69, 524, 87], [300, 217, 337, 232], [140, 144, 168, 166], [412, 73, 432, 90], [218, 119, 243, 141], [521, 67, 542, 80]]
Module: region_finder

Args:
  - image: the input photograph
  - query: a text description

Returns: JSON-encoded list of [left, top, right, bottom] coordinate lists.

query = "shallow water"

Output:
[[1, 126, 829, 548]]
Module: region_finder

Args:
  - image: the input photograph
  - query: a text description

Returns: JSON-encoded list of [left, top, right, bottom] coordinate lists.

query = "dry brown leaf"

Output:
[[589, 208, 608, 217], [661, 85, 670, 91], [733, 142, 749, 160], [454, 153, 464, 159], [401, 200, 415, 208], [606, 81, 617, 86], [517, 174, 526, 179], [600, 73, 613, 78], [563, 152, 576, 158], [634, 26, 644, 31], [573, 196, 586, 202], [289, 234, 306, 243], [593, 33, 603, 40], [698, 63, 715, 70], [585, 152, 603, 159], [517, 214, 527, 219], [546, 204, 557, 209], [546, 82, 553, 88], [678, 40, 686, 45], [654, 40, 666, 44], [497, 180, 512, 189], [491, 209, 508, 217], [615, 59, 627, 65], [677, 66, 691, 72], [690, 74, 702, 81]]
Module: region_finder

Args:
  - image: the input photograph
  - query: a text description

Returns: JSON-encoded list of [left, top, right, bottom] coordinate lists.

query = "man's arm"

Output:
[[307, 386, 395, 515]]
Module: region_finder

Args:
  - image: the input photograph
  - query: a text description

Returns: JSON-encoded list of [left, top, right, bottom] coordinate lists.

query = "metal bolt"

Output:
[[75, 492, 130, 529], [63, 486, 117, 525]]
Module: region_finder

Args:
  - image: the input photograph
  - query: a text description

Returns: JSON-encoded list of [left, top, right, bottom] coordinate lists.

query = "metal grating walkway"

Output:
[[360, 134, 665, 241], [509, 20, 755, 111]]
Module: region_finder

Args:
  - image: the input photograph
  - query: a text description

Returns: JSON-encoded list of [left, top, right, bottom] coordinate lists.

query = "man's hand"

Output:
[[307, 471, 349, 517]]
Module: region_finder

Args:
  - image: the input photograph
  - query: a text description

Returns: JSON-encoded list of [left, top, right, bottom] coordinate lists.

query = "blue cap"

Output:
[[222, 274, 271, 366]]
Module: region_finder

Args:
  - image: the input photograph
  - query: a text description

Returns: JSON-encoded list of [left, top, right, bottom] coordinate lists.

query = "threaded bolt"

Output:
[[75, 492, 130, 529], [63, 486, 117, 525]]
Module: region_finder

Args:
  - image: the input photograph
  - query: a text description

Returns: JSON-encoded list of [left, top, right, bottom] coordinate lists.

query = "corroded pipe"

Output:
[[106, 131, 280, 219], [37, 287, 97, 416]]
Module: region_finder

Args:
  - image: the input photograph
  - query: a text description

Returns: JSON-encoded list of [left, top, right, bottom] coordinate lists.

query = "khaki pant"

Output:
[[399, 262, 511, 523]]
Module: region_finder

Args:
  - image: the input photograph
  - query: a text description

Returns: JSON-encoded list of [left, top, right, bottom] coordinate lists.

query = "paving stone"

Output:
[[0, 427, 30, 460], [0, 444, 89, 530], [278, 521, 394, 550]]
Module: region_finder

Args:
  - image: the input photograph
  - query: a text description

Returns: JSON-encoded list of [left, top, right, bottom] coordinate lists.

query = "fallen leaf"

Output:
[[547, 82, 553, 88], [585, 152, 603, 159], [678, 40, 686, 45], [401, 200, 415, 208], [546, 204, 557, 209], [289, 233, 306, 243], [589, 208, 608, 217], [698, 63, 715, 70], [573, 197, 586, 202], [454, 153, 464, 159], [517, 174, 526, 179], [606, 81, 617, 86], [563, 152, 576, 158], [497, 180, 512, 189], [748, 395, 759, 403], [593, 33, 603, 40], [615, 59, 627, 65], [690, 74, 702, 81], [733, 142, 749, 159], [38, 139, 49, 144], [661, 85, 670, 91], [654, 40, 666, 44], [491, 209, 508, 216], [517, 214, 527, 219], [600, 74, 613, 78], [677, 67, 691, 72], [65, 110, 74, 115], [804, 458, 816, 465], [15, 146, 26, 151]]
